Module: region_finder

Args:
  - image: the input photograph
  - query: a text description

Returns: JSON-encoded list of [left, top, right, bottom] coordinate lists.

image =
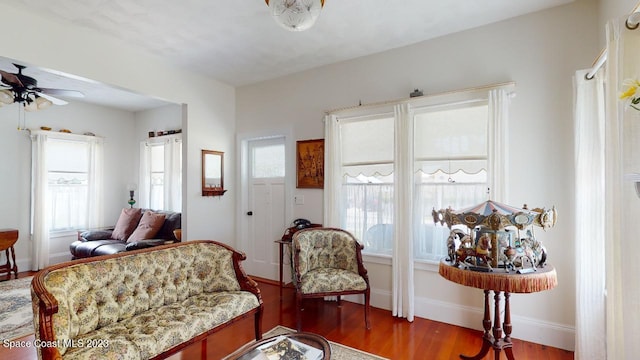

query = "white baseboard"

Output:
[[348, 289, 575, 352], [415, 296, 575, 351], [49, 251, 73, 265], [16, 258, 31, 273], [14, 251, 73, 273]]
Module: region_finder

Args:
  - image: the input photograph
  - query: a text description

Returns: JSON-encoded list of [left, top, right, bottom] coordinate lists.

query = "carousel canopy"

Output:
[[432, 200, 557, 230]]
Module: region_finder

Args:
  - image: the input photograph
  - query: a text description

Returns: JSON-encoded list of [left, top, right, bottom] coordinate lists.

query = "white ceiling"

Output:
[[0, 0, 573, 111]]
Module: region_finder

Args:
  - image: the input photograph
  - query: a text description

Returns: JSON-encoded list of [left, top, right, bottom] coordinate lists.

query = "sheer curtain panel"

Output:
[[392, 103, 414, 321], [138, 141, 152, 209], [487, 89, 510, 201], [604, 17, 640, 360], [30, 132, 50, 270], [323, 114, 342, 227], [86, 137, 104, 228], [573, 69, 606, 360], [164, 136, 182, 212]]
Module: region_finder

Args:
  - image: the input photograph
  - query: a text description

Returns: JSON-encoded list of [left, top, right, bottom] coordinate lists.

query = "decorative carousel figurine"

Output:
[[433, 200, 556, 273]]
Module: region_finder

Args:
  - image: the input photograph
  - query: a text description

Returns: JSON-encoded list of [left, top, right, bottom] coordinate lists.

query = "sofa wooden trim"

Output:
[[31, 240, 264, 360]]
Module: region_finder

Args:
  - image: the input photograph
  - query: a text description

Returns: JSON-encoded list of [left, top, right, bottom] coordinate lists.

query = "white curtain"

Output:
[[604, 17, 640, 360], [138, 141, 152, 209], [323, 114, 342, 227], [86, 137, 104, 228], [393, 103, 414, 321], [164, 136, 182, 212], [487, 89, 509, 201], [573, 69, 606, 360], [30, 132, 49, 270]]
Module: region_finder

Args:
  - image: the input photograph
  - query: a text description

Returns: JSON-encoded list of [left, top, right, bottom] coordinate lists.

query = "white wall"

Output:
[[0, 101, 137, 267], [0, 3, 237, 250], [236, 0, 600, 351], [598, 0, 638, 47], [135, 104, 183, 141]]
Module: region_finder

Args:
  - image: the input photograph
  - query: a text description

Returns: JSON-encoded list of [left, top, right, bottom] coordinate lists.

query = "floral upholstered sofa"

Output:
[[31, 241, 263, 360]]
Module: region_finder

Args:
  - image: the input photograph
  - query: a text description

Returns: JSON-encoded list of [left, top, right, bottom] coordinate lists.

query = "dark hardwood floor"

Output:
[[1, 273, 574, 360]]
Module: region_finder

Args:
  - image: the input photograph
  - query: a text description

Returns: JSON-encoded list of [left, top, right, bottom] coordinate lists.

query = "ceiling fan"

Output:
[[0, 63, 84, 111]]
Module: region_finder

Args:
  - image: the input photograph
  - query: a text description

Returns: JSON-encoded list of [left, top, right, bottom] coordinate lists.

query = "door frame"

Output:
[[236, 127, 295, 278]]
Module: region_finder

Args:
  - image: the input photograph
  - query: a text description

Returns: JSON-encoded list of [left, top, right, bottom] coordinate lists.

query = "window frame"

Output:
[[412, 100, 490, 262], [46, 137, 92, 233], [328, 83, 512, 267], [139, 134, 182, 212]]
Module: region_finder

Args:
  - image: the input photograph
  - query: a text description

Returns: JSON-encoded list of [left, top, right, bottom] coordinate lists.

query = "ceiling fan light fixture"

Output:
[[0, 89, 14, 105], [266, 0, 324, 32], [35, 96, 53, 110], [24, 100, 38, 112]]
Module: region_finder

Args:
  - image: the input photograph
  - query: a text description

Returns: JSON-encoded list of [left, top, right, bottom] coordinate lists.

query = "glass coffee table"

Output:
[[225, 332, 331, 360]]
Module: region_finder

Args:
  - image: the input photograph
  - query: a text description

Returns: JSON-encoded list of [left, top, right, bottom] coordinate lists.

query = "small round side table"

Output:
[[0, 229, 19, 279], [439, 260, 557, 360], [225, 332, 331, 360]]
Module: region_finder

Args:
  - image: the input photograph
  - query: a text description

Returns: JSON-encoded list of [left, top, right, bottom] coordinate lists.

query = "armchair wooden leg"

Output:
[[296, 292, 303, 332], [255, 308, 263, 340], [364, 290, 371, 330]]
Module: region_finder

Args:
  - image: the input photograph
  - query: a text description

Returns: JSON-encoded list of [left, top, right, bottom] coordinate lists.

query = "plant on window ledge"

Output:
[[620, 78, 640, 111]]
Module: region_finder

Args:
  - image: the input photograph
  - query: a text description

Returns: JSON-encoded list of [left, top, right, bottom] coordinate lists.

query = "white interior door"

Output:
[[244, 137, 287, 278]]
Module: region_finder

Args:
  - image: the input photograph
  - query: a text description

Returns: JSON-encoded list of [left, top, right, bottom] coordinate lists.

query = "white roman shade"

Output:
[[414, 103, 488, 175], [341, 115, 394, 178]]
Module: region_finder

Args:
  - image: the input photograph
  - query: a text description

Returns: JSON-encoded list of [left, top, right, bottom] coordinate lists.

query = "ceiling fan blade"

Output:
[[37, 88, 84, 98], [36, 92, 68, 106]]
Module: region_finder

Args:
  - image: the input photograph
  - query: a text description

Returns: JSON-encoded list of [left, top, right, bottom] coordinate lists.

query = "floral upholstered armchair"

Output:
[[292, 227, 371, 331]]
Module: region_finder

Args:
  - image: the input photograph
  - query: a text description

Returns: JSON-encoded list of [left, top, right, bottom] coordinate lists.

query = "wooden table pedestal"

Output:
[[439, 260, 557, 360], [461, 290, 514, 360]]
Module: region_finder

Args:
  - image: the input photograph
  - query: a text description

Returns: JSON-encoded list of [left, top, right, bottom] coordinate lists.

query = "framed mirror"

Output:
[[202, 150, 226, 196]]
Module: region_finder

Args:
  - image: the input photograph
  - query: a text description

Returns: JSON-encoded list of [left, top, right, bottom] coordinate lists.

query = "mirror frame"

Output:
[[202, 149, 226, 196]]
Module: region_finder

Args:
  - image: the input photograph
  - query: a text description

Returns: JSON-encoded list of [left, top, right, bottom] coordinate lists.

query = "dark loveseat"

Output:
[[70, 208, 181, 259]]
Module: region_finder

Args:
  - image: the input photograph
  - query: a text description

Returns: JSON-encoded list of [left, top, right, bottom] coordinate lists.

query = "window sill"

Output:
[[414, 259, 440, 272], [362, 253, 442, 273], [49, 230, 79, 239], [362, 253, 392, 266]]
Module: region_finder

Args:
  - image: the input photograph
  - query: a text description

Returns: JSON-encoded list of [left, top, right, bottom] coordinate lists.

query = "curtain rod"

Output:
[[586, 3, 640, 80], [325, 81, 515, 115]]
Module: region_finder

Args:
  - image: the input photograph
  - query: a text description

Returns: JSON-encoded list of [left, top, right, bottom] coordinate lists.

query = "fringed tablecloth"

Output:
[[439, 260, 557, 293]]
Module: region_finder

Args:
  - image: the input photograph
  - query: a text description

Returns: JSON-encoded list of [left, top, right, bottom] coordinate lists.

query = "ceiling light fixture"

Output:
[[0, 89, 13, 105], [265, 0, 324, 32], [0, 88, 56, 111], [1, 64, 75, 112]]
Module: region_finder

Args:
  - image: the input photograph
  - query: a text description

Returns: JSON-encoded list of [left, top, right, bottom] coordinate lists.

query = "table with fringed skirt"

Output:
[[439, 260, 557, 360]]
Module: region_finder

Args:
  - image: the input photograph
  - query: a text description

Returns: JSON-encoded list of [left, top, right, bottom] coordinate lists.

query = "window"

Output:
[[329, 86, 510, 262], [139, 135, 182, 212], [47, 139, 91, 231], [252, 140, 285, 178], [340, 115, 395, 255], [413, 103, 489, 261], [30, 131, 103, 236], [149, 144, 165, 209]]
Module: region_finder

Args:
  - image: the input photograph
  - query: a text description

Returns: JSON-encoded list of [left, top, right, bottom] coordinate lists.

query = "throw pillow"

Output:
[[111, 208, 143, 241], [127, 211, 166, 242]]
